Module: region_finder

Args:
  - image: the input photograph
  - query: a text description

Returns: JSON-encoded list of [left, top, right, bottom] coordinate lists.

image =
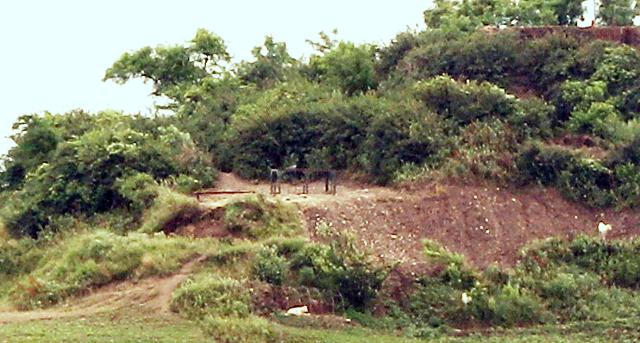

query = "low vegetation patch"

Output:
[[138, 187, 203, 234], [171, 274, 251, 319], [224, 194, 303, 239], [10, 230, 216, 309]]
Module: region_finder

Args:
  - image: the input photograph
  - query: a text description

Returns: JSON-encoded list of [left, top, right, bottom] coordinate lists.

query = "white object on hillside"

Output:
[[598, 222, 612, 240], [461, 292, 472, 306], [285, 305, 309, 316]]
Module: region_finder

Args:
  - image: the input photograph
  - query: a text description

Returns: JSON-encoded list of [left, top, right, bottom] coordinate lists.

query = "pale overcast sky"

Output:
[[0, 0, 431, 155]]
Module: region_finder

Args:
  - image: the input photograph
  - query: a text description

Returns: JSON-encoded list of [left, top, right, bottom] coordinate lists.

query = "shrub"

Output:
[[224, 195, 301, 239], [0, 112, 217, 238], [523, 235, 640, 289], [361, 105, 452, 184], [224, 85, 377, 179], [138, 187, 202, 234], [262, 237, 308, 256], [613, 163, 640, 208], [487, 284, 545, 326], [509, 97, 554, 140], [567, 102, 620, 138], [401, 31, 519, 86], [610, 134, 640, 165], [517, 33, 581, 95], [253, 245, 289, 286], [414, 76, 519, 125], [407, 280, 460, 327], [440, 119, 518, 182], [516, 144, 576, 186], [290, 242, 387, 310], [115, 172, 158, 214], [592, 46, 640, 95], [171, 274, 250, 319], [206, 241, 258, 265], [309, 42, 378, 95], [336, 262, 387, 311], [170, 174, 202, 194], [558, 158, 615, 208], [538, 269, 600, 317], [0, 238, 41, 276]]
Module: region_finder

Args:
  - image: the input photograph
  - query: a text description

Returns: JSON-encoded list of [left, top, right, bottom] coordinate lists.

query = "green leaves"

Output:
[[309, 42, 378, 95], [0, 111, 216, 238], [104, 29, 229, 96], [599, 0, 638, 25]]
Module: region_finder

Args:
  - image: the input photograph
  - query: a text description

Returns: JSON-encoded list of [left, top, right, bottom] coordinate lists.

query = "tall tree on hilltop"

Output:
[[104, 29, 230, 96], [599, 0, 638, 26]]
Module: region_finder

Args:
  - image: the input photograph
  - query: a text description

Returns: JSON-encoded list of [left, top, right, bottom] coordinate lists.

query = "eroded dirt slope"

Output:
[[198, 174, 640, 269]]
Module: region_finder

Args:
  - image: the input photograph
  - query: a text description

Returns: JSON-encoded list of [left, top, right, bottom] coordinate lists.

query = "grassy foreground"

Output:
[[1, 309, 637, 343]]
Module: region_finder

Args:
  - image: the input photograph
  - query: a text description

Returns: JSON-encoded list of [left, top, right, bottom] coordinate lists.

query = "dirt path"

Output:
[[0, 257, 203, 324], [199, 174, 640, 269]]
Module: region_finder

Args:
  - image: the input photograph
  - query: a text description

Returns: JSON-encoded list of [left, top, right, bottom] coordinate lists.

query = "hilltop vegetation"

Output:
[[2, 0, 640, 341]]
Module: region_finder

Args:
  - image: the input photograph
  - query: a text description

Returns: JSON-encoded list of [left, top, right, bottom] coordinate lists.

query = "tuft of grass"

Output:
[[200, 315, 284, 343], [224, 194, 302, 239], [138, 187, 203, 234], [171, 273, 251, 320]]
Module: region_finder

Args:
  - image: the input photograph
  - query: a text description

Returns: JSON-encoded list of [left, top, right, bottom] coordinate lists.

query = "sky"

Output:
[[0, 0, 431, 156]]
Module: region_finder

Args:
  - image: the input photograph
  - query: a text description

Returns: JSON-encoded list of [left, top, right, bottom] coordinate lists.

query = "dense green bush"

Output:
[[613, 163, 640, 208], [115, 172, 159, 214], [400, 31, 520, 86], [223, 83, 377, 178], [516, 142, 640, 208], [486, 284, 545, 326], [568, 102, 620, 138], [508, 97, 554, 140], [0, 112, 217, 238], [252, 245, 289, 286], [517, 34, 581, 96], [223, 195, 301, 239], [537, 268, 600, 318], [516, 143, 577, 186], [361, 103, 453, 184], [522, 235, 640, 289], [558, 158, 615, 208], [437, 119, 518, 183], [171, 274, 251, 319], [289, 240, 387, 310], [309, 42, 378, 95], [0, 238, 41, 276], [414, 76, 520, 125]]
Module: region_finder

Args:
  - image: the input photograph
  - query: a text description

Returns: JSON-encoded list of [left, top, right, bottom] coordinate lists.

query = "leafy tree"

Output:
[[376, 30, 420, 78], [308, 37, 377, 95], [190, 28, 231, 74], [599, 0, 637, 26], [238, 36, 296, 88], [0, 115, 60, 190], [0, 112, 216, 237], [104, 29, 229, 96], [517, 0, 584, 25], [424, 0, 584, 29]]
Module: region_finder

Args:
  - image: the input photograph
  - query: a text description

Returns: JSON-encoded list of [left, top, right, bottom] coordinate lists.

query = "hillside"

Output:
[[4, 0, 640, 341]]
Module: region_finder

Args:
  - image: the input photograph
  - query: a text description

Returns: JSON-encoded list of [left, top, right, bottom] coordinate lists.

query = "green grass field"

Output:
[[1, 308, 638, 343]]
